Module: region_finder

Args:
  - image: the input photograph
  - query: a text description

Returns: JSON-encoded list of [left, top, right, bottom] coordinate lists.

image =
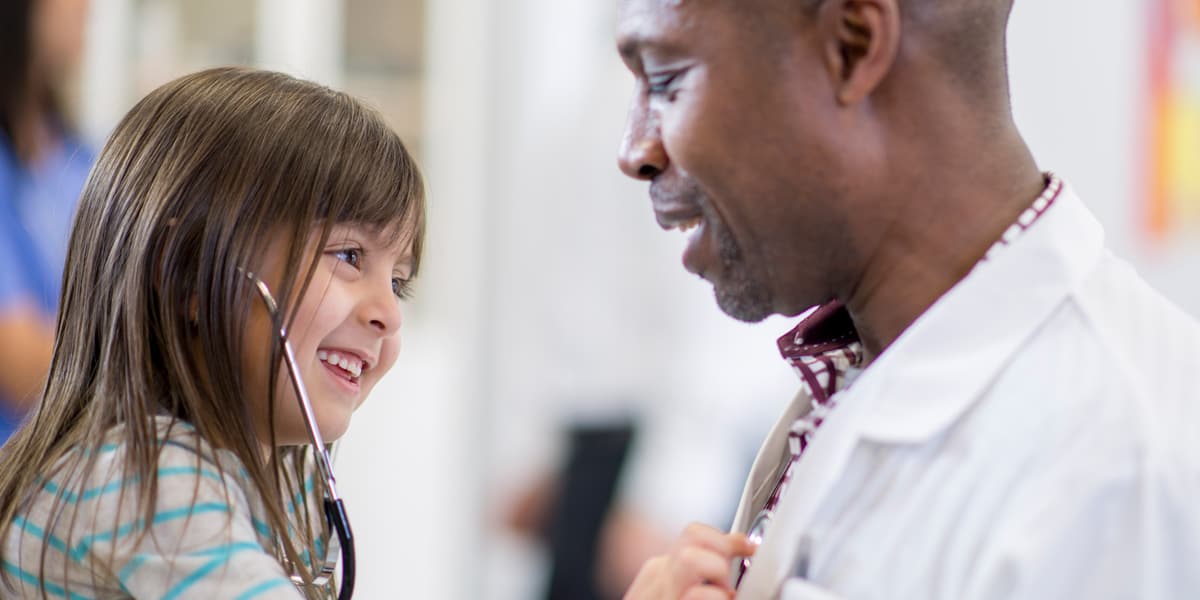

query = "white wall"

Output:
[[1010, 0, 1200, 315]]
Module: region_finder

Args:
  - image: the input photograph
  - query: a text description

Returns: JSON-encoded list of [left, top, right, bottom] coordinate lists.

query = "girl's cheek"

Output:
[[376, 339, 402, 377]]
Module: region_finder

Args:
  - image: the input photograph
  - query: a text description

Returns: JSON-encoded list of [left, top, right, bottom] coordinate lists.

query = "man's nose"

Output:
[[618, 106, 667, 180]]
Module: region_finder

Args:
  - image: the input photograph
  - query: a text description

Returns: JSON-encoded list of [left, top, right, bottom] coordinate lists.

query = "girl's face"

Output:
[[244, 223, 414, 446]]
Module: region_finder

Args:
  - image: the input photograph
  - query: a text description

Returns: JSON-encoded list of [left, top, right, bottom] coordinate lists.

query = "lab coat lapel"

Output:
[[730, 389, 812, 535], [734, 381, 872, 598]]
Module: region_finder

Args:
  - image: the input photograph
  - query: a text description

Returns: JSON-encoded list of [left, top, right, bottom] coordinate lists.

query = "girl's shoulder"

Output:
[[31, 417, 266, 534], [5, 418, 290, 598], [72, 416, 255, 493]]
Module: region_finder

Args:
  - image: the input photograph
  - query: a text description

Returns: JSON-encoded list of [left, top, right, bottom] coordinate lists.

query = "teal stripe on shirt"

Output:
[[161, 439, 251, 480], [117, 541, 264, 585], [2, 560, 94, 600], [160, 543, 269, 600], [68, 502, 231, 562], [251, 516, 271, 538], [76, 443, 122, 456], [234, 578, 294, 600], [289, 475, 315, 514], [40, 465, 226, 504], [12, 516, 69, 554]]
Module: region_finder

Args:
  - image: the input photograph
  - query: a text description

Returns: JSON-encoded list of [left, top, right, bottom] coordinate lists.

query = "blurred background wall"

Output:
[[63, 0, 1200, 598]]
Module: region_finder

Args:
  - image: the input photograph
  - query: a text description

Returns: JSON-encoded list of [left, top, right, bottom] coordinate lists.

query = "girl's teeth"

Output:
[[317, 350, 363, 379]]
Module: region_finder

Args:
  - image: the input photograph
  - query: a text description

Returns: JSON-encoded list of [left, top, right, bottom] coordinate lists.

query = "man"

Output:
[[613, 0, 1200, 598]]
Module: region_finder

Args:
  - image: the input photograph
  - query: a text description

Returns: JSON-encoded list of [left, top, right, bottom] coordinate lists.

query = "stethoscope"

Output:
[[734, 511, 770, 590], [245, 270, 356, 600]]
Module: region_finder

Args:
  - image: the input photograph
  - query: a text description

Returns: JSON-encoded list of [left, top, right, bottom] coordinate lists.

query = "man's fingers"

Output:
[[680, 585, 735, 600], [678, 523, 757, 558], [622, 556, 668, 600], [670, 546, 736, 592], [624, 526, 760, 600], [727, 532, 758, 557]]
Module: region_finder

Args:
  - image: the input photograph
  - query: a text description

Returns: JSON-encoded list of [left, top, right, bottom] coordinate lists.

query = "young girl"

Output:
[[0, 67, 425, 599]]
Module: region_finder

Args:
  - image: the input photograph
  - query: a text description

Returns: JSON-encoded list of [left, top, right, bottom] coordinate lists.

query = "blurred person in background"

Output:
[[0, 0, 94, 444]]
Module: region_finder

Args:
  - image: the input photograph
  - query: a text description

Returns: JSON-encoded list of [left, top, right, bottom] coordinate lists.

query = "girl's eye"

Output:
[[392, 277, 413, 300], [333, 248, 362, 269]]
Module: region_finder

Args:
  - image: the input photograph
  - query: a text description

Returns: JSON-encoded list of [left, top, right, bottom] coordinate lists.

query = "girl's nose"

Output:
[[360, 279, 402, 335]]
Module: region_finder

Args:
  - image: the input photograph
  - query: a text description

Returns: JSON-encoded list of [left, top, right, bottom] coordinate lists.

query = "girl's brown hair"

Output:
[[0, 66, 425, 597]]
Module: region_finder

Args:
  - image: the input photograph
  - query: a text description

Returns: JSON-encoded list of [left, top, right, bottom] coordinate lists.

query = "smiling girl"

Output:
[[0, 67, 424, 599]]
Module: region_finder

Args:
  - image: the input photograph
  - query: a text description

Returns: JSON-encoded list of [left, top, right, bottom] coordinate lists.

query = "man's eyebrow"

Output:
[[617, 35, 645, 64], [618, 35, 687, 71]]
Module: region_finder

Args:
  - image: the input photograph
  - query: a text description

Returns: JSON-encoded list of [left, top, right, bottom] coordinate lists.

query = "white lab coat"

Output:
[[731, 182, 1200, 599]]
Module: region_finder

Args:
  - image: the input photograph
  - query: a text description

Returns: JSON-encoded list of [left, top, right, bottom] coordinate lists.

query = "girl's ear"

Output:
[[187, 297, 199, 328], [155, 217, 199, 328]]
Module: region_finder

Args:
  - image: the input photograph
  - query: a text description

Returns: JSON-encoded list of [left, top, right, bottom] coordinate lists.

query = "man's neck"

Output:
[[841, 133, 1044, 361]]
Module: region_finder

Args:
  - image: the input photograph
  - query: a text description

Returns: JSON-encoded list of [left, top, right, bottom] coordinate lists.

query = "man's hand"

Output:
[[623, 523, 756, 600]]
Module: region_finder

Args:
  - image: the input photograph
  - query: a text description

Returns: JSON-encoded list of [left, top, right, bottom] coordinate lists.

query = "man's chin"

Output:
[[714, 283, 775, 323]]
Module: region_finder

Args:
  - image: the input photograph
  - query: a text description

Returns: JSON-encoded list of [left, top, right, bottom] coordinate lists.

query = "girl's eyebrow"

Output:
[[392, 252, 415, 272]]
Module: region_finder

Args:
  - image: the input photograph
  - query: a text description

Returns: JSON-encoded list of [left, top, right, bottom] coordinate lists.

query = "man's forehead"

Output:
[[619, 0, 690, 12], [617, 0, 709, 24], [616, 0, 708, 56]]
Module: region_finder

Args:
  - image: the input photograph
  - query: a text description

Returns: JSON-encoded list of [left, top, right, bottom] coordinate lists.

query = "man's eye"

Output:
[[392, 277, 413, 300], [647, 70, 683, 98], [333, 248, 362, 268]]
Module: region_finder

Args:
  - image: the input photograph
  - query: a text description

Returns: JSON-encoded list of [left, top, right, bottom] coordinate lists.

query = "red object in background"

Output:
[[1146, 0, 1172, 238], [1146, 0, 1200, 240]]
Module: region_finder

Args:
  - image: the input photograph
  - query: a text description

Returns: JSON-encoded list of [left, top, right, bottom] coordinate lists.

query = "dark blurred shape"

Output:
[[544, 421, 636, 600]]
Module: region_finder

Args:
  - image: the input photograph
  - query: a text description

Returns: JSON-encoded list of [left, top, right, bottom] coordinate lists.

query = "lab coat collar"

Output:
[[777, 302, 859, 360], [851, 180, 1104, 444]]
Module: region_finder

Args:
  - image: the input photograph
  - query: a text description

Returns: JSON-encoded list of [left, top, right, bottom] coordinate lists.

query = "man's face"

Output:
[[616, 0, 851, 321]]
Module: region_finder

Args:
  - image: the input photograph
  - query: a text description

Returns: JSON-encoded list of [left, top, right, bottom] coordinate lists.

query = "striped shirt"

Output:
[[2, 418, 326, 599]]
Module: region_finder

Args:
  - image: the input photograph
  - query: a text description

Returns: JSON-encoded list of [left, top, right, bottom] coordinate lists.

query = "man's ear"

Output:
[[817, 0, 901, 106]]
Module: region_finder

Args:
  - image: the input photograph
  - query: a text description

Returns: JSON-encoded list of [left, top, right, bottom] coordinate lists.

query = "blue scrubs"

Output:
[[0, 130, 94, 441]]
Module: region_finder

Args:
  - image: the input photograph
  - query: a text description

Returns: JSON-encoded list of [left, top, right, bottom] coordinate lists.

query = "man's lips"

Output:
[[654, 208, 704, 232], [653, 204, 712, 277], [650, 183, 705, 230], [649, 183, 717, 277], [681, 219, 713, 277]]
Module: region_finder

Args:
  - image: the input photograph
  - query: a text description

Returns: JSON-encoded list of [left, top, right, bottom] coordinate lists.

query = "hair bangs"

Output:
[[316, 101, 426, 277]]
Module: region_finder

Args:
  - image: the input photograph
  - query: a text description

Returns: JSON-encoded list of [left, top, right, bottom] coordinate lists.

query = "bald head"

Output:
[[903, 0, 1016, 97], [750, 0, 1015, 100]]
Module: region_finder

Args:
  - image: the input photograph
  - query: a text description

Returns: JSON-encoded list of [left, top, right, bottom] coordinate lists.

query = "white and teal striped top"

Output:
[[2, 417, 327, 599]]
